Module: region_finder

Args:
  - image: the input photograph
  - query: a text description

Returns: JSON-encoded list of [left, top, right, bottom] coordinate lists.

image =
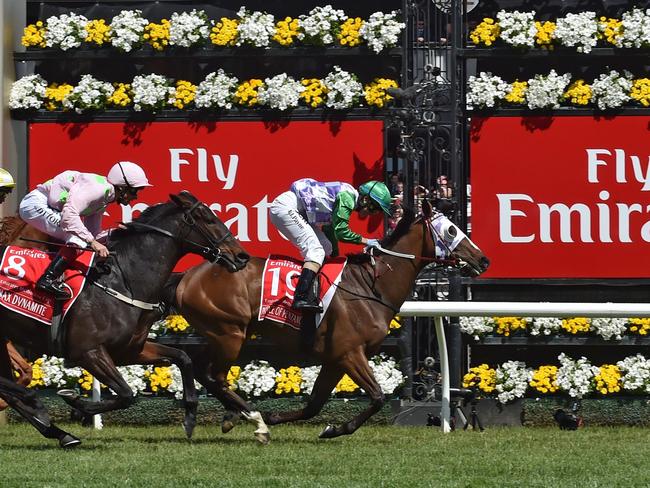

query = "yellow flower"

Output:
[[629, 318, 650, 335], [299, 78, 327, 108], [144, 19, 170, 51], [22, 22, 46, 48], [598, 17, 623, 45], [171, 80, 197, 109], [164, 314, 191, 332], [492, 317, 527, 336], [85, 19, 111, 46], [44, 83, 73, 111], [211, 18, 239, 46], [273, 17, 301, 46], [594, 364, 621, 395], [469, 18, 500, 47], [530, 365, 558, 394], [338, 18, 363, 47], [561, 317, 591, 334], [28, 358, 45, 388], [630, 79, 650, 107], [108, 83, 132, 107], [78, 370, 94, 391], [145, 366, 172, 393], [234, 79, 264, 107], [505, 81, 528, 104], [275, 366, 302, 394], [462, 364, 496, 393], [227, 366, 240, 390], [335, 374, 359, 393], [535, 21, 556, 49], [563, 80, 592, 106], [363, 78, 398, 108]]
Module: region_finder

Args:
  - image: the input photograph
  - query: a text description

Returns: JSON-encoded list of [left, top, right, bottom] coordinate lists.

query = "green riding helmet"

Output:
[[358, 180, 393, 216]]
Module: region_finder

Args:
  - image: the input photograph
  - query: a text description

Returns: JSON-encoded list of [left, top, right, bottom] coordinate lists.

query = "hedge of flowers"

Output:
[[22, 7, 404, 53], [24, 353, 404, 399], [466, 70, 650, 110], [469, 8, 650, 52], [9, 70, 398, 112], [463, 353, 650, 403], [460, 316, 650, 341]]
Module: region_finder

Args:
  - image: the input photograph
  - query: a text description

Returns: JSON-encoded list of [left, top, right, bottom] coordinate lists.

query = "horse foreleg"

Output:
[[264, 362, 343, 426], [318, 348, 385, 439], [131, 341, 198, 439], [58, 345, 135, 415]]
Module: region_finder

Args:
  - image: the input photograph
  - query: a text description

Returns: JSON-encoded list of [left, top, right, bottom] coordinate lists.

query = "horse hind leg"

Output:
[[319, 349, 385, 439]]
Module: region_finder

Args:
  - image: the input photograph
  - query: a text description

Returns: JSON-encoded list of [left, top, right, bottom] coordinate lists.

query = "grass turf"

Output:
[[1, 424, 649, 487]]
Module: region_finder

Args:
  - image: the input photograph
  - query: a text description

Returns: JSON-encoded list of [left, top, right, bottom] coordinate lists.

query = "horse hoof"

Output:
[[319, 425, 338, 439], [183, 416, 196, 439], [59, 434, 81, 449], [221, 419, 235, 434], [254, 431, 271, 445], [57, 389, 78, 399]]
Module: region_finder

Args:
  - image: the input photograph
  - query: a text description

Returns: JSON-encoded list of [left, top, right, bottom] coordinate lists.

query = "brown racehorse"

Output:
[[173, 199, 490, 441]]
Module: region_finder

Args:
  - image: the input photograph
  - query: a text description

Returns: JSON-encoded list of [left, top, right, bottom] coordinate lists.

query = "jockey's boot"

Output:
[[36, 255, 71, 300], [292, 268, 323, 313]]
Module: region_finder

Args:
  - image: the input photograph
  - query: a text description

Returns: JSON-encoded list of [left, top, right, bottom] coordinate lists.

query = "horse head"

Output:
[[169, 191, 250, 272], [421, 198, 489, 277]]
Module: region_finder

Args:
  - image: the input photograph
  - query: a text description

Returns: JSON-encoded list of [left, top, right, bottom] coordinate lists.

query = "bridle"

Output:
[[125, 199, 236, 266]]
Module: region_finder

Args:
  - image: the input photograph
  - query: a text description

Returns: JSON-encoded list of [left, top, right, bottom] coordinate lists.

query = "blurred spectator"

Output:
[[388, 204, 404, 234], [388, 172, 403, 197], [432, 175, 453, 199]]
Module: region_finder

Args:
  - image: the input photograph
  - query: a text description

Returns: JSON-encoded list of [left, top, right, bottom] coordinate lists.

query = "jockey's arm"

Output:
[[331, 191, 363, 244], [60, 185, 107, 245]]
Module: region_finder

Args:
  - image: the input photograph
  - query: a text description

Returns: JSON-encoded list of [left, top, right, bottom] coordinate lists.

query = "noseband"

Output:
[[125, 200, 234, 265]]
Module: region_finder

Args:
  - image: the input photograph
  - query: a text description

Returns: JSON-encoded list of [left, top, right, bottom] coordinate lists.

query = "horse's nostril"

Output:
[[237, 253, 250, 263], [480, 257, 490, 270]]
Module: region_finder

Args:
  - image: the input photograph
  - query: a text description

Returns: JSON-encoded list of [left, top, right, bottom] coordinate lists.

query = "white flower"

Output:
[[300, 365, 322, 395], [369, 354, 405, 394], [459, 316, 494, 339], [495, 360, 532, 403], [110, 10, 148, 52], [165, 365, 202, 400], [466, 72, 509, 109], [131, 74, 174, 111], [62, 74, 114, 113], [195, 70, 239, 109], [530, 317, 562, 336], [299, 5, 347, 45], [590, 70, 633, 110], [618, 354, 650, 393], [323, 66, 363, 109], [359, 11, 405, 53], [117, 365, 149, 395], [525, 70, 571, 109], [44, 13, 88, 50], [496, 10, 537, 48], [556, 353, 598, 398], [619, 8, 650, 48], [236, 360, 277, 397], [257, 73, 304, 110], [37, 356, 83, 388], [591, 317, 628, 340], [554, 12, 598, 53], [169, 9, 210, 47], [9, 74, 47, 109], [236, 7, 275, 48]]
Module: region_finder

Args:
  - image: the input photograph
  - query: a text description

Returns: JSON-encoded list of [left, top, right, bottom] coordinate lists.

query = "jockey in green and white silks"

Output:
[[270, 178, 393, 315]]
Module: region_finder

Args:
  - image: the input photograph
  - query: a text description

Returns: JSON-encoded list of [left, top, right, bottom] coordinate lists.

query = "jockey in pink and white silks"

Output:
[[269, 178, 393, 318], [19, 161, 152, 300]]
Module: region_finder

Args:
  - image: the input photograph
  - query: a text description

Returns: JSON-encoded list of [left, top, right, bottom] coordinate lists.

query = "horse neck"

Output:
[[374, 226, 431, 308]]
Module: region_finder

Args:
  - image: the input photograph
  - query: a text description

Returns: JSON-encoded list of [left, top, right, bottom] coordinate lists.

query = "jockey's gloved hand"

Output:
[[365, 238, 381, 250]]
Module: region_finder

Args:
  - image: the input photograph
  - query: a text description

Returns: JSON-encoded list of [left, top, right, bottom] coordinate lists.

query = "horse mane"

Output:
[[108, 201, 176, 243], [345, 206, 417, 265], [0, 216, 27, 245]]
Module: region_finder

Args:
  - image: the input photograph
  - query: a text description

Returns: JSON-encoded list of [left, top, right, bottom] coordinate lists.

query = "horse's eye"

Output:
[[444, 225, 457, 241]]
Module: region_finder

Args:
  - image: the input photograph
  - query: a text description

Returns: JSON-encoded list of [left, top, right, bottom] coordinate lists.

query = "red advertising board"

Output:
[[471, 116, 650, 278], [28, 121, 385, 267]]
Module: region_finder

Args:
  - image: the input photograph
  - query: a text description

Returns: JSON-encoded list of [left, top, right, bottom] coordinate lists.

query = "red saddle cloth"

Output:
[[258, 255, 347, 330], [0, 246, 95, 325]]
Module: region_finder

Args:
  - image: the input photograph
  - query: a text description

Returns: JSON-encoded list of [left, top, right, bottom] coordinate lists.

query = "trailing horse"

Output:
[[0, 191, 249, 447], [172, 199, 490, 442]]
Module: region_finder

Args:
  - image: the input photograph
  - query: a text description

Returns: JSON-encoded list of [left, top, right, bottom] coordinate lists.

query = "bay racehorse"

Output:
[[0, 191, 249, 447], [172, 199, 489, 442]]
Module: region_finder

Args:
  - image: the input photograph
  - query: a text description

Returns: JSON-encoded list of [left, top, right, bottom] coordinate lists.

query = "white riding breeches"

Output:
[[269, 190, 332, 266], [19, 189, 88, 248]]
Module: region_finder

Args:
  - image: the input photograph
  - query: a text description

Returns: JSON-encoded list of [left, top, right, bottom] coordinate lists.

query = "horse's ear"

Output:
[[169, 191, 198, 208], [422, 198, 433, 219]]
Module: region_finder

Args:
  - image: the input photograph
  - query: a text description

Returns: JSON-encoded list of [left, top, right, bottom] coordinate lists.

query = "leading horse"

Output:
[[172, 199, 490, 441], [0, 191, 249, 447]]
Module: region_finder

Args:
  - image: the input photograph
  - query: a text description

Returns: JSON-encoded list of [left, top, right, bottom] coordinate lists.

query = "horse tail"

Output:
[[160, 272, 184, 316]]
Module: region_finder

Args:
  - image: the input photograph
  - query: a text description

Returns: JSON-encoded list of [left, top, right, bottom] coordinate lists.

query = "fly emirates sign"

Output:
[[28, 121, 384, 261], [470, 116, 650, 278]]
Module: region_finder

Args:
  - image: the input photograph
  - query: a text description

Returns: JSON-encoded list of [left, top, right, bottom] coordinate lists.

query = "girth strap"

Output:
[[91, 281, 161, 311]]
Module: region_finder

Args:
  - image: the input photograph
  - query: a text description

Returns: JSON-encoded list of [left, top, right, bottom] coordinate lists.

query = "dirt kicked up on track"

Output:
[[0, 424, 649, 487]]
